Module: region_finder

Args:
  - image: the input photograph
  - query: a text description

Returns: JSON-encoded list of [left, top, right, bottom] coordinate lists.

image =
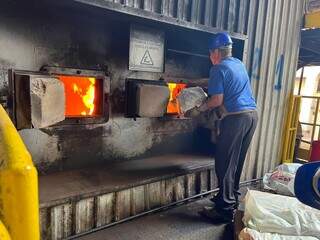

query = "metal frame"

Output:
[[8, 67, 110, 128], [299, 96, 320, 147], [43, 66, 110, 125]]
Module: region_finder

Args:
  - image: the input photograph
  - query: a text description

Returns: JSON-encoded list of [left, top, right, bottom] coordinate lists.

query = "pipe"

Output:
[[0, 105, 40, 240], [66, 178, 261, 239]]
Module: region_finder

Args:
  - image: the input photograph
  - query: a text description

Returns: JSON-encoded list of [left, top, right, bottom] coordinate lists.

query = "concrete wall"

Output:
[[0, 2, 210, 173]]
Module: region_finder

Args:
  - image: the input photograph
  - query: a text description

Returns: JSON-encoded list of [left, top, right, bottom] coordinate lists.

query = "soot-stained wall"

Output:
[[0, 1, 211, 173]]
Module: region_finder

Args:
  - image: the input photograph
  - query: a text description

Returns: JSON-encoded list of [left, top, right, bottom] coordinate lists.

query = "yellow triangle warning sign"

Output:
[[140, 50, 154, 65]]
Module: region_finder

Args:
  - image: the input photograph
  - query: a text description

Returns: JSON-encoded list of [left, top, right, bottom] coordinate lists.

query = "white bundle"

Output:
[[177, 87, 207, 113]]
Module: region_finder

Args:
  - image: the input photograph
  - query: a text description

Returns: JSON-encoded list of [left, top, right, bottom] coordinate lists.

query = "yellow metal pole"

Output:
[[0, 105, 39, 240], [282, 95, 294, 163], [0, 220, 11, 240], [305, 11, 320, 29]]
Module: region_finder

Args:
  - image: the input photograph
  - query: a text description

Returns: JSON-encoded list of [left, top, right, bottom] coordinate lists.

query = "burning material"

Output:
[[166, 83, 187, 114], [57, 76, 102, 117]]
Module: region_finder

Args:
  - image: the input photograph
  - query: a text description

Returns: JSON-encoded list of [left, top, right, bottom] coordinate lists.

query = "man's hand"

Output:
[[185, 107, 201, 118], [206, 94, 223, 109]]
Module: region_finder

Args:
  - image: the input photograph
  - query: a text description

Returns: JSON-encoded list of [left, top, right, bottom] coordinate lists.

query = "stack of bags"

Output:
[[239, 190, 320, 240]]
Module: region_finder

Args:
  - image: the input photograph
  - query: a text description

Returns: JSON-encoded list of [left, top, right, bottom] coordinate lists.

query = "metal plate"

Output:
[[129, 24, 165, 73]]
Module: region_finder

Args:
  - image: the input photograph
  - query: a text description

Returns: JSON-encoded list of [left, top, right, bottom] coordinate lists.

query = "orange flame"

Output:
[[57, 76, 101, 117], [167, 83, 187, 114], [81, 77, 96, 115]]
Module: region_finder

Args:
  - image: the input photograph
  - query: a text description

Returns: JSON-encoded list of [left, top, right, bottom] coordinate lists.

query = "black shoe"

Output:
[[199, 206, 235, 223]]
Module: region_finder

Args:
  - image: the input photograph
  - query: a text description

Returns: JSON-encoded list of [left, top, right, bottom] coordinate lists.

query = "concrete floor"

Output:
[[77, 198, 234, 240]]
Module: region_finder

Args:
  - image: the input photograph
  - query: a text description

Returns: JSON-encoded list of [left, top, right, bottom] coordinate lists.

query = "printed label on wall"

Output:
[[129, 24, 165, 73]]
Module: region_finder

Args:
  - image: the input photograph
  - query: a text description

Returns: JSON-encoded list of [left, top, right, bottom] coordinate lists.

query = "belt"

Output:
[[219, 105, 256, 119]]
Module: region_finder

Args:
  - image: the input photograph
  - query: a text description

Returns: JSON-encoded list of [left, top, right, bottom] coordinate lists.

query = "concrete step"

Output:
[[39, 154, 217, 240]]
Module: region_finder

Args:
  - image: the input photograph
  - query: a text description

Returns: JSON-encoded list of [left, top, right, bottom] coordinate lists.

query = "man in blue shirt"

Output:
[[187, 32, 258, 222]]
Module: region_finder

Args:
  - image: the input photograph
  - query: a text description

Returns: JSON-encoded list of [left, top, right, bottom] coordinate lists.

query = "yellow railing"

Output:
[[0, 104, 39, 240], [281, 95, 302, 163], [0, 220, 11, 240]]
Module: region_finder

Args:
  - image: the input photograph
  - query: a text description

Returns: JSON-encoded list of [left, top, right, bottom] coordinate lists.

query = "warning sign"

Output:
[[140, 50, 154, 65], [129, 25, 164, 72]]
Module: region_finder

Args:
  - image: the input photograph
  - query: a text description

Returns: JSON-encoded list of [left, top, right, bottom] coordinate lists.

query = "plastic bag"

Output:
[[263, 163, 302, 196], [243, 190, 320, 238], [239, 228, 318, 240], [177, 87, 207, 113]]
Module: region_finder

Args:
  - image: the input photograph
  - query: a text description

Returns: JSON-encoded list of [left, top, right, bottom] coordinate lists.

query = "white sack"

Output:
[[177, 87, 207, 113], [239, 228, 318, 240], [263, 163, 302, 196], [243, 190, 320, 238]]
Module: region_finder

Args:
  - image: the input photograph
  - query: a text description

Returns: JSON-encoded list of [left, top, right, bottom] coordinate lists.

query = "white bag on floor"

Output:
[[243, 190, 320, 238], [177, 87, 207, 113], [263, 163, 302, 196], [239, 228, 318, 240]]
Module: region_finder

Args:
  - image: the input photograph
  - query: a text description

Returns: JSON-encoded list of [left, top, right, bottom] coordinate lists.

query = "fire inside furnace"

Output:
[[57, 76, 102, 117], [167, 83, 187, 114]]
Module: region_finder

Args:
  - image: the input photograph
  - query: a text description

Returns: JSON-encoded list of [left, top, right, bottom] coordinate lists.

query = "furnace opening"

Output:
[[167, 83, 187, 114], [57, 75, 103, 117]]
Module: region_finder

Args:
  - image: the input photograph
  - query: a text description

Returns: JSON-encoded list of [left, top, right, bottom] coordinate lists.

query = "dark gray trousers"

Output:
[[214, 111, 258, 213]]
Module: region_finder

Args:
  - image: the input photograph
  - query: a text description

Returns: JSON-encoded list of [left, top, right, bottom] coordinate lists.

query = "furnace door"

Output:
[[9, 70, 66, 129]]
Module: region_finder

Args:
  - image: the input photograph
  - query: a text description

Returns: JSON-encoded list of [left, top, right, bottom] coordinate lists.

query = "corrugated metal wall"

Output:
[[76, 0, 305, 179], [117, 0, 251, 34], [244, 0, 305, 179]]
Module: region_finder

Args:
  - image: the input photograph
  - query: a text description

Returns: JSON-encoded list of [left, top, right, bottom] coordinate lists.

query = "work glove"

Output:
[[184, 107, 201, 118]]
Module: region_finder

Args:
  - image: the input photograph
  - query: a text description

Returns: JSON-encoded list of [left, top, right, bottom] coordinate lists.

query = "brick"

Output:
[[131, 186, 145, 215], [199, 170, 209, 193], [30, 77, 65, 128], [163, 178, 175, 205], [145, 182, 161, 209], [115, 189, 131, 221], [174, 176, 185, 201], [50, 204, 73, 240], [186, 173, 197, 197], [75, 198, 95, 234], [136, 84, 170, 117], [96, 193, 115, 227]]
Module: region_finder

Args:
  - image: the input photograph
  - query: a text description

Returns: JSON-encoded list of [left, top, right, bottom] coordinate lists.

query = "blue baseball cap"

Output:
[[294, 161, 320, 210], [209, 32, 233, 52]]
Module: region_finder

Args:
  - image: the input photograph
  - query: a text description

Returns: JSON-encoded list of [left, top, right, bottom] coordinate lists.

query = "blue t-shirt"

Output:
[[208, 57, 256, 112]]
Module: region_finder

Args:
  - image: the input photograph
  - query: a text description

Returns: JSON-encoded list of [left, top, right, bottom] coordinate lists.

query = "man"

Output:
[[187, 32, 258, 222]]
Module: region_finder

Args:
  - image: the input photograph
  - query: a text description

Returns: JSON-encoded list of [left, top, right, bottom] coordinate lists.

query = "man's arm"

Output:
[[199, 94, 224, 112], [184, 94, 223, 118], [184, 67, 224, 117]]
